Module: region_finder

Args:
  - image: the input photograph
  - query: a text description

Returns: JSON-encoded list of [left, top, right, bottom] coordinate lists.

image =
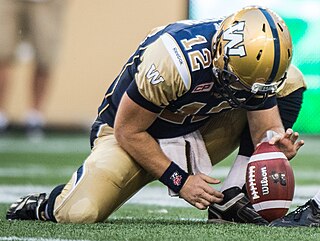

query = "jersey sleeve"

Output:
[[276, 64, 307, 98], [245, 93, 277, 111], [126, 33, 192, 113]]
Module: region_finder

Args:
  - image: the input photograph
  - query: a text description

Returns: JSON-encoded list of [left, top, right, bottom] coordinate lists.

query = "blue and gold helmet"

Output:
[[212, 6, 292, 109]]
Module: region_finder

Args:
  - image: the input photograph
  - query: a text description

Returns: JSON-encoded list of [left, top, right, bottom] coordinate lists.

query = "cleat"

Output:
[[269, 200, 320, 227], [208, 187, 269, 225], [6, 193, 48, 221]]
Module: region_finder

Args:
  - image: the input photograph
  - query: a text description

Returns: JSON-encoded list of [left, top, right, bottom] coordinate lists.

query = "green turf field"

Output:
[[1, 133, 320, 241]]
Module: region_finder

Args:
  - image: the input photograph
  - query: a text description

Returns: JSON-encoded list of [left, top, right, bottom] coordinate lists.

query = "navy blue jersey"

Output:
[[95, 19, 276, 139]]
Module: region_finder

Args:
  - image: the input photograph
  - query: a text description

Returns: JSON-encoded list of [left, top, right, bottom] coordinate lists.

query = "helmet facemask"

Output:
[[212, 47, 287, 110]]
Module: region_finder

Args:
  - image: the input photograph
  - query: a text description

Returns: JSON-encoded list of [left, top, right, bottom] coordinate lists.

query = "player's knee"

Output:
[[55, 199, 103, 224]]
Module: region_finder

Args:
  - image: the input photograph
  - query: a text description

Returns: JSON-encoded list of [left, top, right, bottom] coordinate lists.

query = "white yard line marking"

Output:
[[0, 184, 318, 207], [0, 167, 74, 178], [1, 166, 320, 182], [0, 135, 318, 154], [0, 137, 90, 154]]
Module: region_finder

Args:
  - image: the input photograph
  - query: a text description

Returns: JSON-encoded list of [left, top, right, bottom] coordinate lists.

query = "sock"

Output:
[[38, 200, 49, 221], [312, 190, 320, 207], [220, 155, 249, 192], [0, 111, 8, 130], [25, 109, 44, 128], [46, 184, 66, 222], [44, 203, 51, 220]]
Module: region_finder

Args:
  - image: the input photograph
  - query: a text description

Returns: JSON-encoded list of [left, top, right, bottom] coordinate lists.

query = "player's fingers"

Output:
[[200, 190, 223, 204], [285, 128, 293, 138], [194, 201, 206, 210], [200, 173, 221, 185], [295, 139, 304, 150], [290, 131, 299, 143], [201, 184, 224, 199], [199, 175, 224, 199], [196, 195, 211, 208], [268, 133, 283, 145], [194, 195, 213, 209]]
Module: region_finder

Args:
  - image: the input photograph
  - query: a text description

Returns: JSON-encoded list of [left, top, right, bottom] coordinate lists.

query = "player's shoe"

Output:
[[208, 187, 269, 225], [269, 199, 320, 227], [6, 193, 48, 221]]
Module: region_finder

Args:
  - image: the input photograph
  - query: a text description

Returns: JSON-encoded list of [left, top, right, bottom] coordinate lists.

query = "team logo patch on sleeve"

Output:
[[146, 64, 165, 85], [192, 82, 214, 93]]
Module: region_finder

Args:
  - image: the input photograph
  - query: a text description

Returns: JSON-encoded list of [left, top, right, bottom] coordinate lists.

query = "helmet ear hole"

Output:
[[287, 49, 291, 59], [262, 23, 266, 32], [218, 42, 222, 55], [277, 23, 284, 32], [256, 50, 263, 61]]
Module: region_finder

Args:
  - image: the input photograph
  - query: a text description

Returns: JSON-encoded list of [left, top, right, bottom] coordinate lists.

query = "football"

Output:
[[245, 142, 295, 222]]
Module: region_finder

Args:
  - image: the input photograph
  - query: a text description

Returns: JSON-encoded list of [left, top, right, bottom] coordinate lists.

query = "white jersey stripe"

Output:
[[160, 33, 191, 89]]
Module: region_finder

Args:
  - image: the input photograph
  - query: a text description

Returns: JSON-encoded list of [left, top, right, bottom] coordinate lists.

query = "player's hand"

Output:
[[268, 128, 304, 160], [179, 173, 224, 210]]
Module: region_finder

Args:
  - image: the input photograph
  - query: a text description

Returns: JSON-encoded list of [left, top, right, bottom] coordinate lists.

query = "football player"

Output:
[[208, 64, 306, 224], [6, 6, 304, 225]]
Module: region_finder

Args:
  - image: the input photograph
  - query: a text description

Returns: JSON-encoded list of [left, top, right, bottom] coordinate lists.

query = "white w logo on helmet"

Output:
[[222, 21, 246, 57]]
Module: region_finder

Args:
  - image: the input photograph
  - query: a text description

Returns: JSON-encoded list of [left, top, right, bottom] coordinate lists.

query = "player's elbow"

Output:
[[114, 124, 135, 149], [114, 125, 127, 146]]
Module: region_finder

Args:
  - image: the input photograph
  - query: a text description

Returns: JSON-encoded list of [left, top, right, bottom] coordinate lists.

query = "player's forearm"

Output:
[[115, 129, 171, 179], [114, 93, 188, 187], [247, 105, 285, 147]]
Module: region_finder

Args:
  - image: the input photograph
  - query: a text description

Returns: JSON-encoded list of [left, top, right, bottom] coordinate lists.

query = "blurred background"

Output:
[[0, 0, 319, 135]]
